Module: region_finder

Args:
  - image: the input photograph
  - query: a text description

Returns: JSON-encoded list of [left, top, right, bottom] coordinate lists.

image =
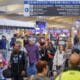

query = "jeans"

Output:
[[27, 63, 37, 76]]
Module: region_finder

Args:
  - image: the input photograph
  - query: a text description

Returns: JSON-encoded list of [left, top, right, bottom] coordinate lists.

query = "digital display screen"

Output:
[[36, 21, 46, 29]]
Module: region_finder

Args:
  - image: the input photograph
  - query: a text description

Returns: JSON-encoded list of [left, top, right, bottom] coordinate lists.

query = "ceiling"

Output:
[[0, 0, 80, 29], [0, 0, 23, 6]]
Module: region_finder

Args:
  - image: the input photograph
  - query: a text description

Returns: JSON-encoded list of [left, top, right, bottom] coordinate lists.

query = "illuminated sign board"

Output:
[[24, 0, 80, 16]]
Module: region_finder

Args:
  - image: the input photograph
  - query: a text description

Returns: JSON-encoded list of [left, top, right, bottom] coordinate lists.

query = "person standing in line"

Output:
[[53, 45, 66, 76], [0, 36, 7, 49], [25, 37, 39, 76], [46, 42, 56, 76], [23, 37, 29, 47], [39, 42, 48, 62], [10, 34, 17, 47], [0, 35, 7, 60], [74, 35, 79, 46], [39, 39, 56, 77], [9, 41, 26, 80]]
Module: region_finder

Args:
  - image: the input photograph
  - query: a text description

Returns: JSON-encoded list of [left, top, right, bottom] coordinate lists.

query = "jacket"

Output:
[[56, 69, 80, 80], [39, 47, 48, 61], [10, 51, 26, 76], [53, 50, 66, 66], [0, 39, 6, 49]]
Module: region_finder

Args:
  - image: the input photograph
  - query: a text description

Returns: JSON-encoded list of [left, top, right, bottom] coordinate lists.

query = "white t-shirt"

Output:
[[53, 50, 65, 66]]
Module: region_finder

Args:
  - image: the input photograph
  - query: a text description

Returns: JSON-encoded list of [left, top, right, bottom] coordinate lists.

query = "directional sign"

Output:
[[24, 0, 80, 16]]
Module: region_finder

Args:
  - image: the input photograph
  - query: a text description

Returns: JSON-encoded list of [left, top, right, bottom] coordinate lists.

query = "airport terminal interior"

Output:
[[0, 0, 80, 80]]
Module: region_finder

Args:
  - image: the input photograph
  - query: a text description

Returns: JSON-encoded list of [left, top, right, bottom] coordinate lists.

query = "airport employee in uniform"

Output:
[[56, 52, 80, 80]]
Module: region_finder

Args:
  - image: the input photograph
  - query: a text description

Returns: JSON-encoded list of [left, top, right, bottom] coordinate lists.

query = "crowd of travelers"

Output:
[[0, 34, 80, 80]]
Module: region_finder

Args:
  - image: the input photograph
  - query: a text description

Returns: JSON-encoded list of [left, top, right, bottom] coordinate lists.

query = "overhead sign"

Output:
[[24, 0, 80, 16], [24, 4, 30, 16]]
